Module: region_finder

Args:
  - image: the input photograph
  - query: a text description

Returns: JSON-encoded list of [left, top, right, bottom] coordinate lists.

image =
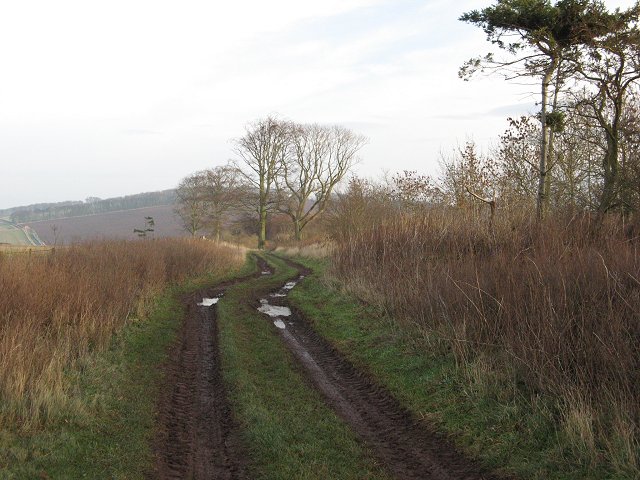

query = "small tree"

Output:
[[326, 176, 393, 242], [495, 116, 540, 205], [134, 216, 155, 238], [391, 170, 440, 208], [175, 165, 246, 240], [175, 171, 210, 236], [439, 142, 497, 209], [203, 164, 245, 242]]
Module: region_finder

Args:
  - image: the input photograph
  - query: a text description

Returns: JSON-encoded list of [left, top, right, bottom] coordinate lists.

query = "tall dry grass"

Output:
[[0, 238, 244, 426], [332, 208, 639, 473], [275, 243, 333, 259]]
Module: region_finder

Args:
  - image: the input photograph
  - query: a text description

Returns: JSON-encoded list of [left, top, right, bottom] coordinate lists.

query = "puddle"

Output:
[[258, 304, 292, 317], [256, 276, 305, 327], [261, 271, 271, 275], [282, 281, 297, 290], [282, 276, 304, 291], [197, 298, 219, 306]]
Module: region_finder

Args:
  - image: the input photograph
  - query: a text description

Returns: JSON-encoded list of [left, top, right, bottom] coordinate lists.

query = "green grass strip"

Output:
[[284, 256, 622, 480], [217, 254, 389, 480], [0, 259, 256, 480]]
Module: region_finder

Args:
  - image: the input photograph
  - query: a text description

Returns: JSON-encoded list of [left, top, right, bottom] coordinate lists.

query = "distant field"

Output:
[[0, 219, 45, 246], [0, 245, 54, 255], [25, 204, 187, 244]]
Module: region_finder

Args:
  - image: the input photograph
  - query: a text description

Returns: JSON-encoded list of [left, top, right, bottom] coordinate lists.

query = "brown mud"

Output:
[[262, 254, 504, 480], [149, 257, 271, 480], [150, 253, 506, 480]]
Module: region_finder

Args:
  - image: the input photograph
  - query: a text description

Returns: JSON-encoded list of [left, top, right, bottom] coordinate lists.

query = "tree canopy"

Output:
[[460, 0, 640, 218]]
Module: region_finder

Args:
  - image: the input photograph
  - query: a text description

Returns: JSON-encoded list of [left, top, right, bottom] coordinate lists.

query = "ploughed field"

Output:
[[24, 204, 184, 244]]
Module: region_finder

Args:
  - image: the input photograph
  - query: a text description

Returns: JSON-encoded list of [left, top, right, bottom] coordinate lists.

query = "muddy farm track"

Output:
[[150, 255, 504, 480], [149, 260, 270, 480]]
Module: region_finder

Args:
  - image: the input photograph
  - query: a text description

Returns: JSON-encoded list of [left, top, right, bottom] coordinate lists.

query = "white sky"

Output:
[[0, 0, 635, 208]]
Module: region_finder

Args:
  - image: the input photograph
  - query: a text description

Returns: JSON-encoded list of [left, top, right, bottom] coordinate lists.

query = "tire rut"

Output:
[[260, 255, 504, 480], [149, 257, 271, 480], [150, 254, 506, 480]]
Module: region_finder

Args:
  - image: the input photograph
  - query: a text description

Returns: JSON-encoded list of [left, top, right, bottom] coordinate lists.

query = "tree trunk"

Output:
[[214, 218, 222, 243], [536, 62, 556, 220], [619, 142, 631, 216], [258, 207, 267, 249], [544, 129, 554, 212], [294, 219, 302, 242], [598, 132, 619, 214]]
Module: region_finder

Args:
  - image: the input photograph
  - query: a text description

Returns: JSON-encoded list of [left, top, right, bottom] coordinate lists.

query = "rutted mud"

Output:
[[150, 258, 271, 480], [150, 254, 504, 480], [258, 256, 502, 480]]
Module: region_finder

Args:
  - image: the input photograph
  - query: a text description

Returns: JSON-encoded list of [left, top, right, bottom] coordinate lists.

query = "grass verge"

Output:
[[284, 255, 622, 480], [0, 259, 254, 479], [217, 254, 390, 480]]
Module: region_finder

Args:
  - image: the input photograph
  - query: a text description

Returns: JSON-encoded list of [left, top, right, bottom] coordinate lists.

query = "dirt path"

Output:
[[150, 254, 503, 480], [260, 255, 501, 480], [149, 258, 271, 480]]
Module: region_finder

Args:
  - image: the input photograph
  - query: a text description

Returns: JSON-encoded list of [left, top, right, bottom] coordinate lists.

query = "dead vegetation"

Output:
[[330, 206, 639, 474], [0, 239, 244, 427]]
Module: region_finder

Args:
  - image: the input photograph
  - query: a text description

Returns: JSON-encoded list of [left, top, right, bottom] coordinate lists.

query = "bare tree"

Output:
[[495, 116, 539, 205], [175, 171, 210, 237], [618, 92, 640, 212], [326, 176, 393, 242], [277, 124, 366, 241], [550, 104, 603, 210], [174, 165, 246, 240], [203, 164, 245, 242], [391, 170, 441, 208], [233, 117, 290, 249], [569, 11, 640, 215], [439, 142, 497, 210]]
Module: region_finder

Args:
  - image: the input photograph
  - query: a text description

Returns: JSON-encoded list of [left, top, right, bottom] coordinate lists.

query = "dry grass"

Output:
[[275, 242, 333, 258], [331, 207, 640, 475], [0, 238, 244, 426], [0, 245, 54, 255]]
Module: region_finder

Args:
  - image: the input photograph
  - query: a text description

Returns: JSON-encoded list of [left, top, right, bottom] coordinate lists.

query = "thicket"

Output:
[[0, 239, 243, 426], [326, 176, 639, 474]]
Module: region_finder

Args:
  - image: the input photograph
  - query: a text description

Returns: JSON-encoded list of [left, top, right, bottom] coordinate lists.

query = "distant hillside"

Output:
[[4, 190, 176, 223], [0, 219, 46, 246], [25, 204, 186, 245]]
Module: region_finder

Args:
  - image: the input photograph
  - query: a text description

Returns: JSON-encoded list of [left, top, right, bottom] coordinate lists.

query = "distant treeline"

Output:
[[5, 190, 176, 223]]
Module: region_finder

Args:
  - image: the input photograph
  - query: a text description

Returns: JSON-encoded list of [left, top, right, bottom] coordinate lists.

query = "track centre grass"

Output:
[[217, 254, 389, 480], [282, 255, 621, 480]]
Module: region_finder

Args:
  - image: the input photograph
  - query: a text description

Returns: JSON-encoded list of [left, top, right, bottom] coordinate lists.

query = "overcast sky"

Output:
[[0, 0, 635, 208]]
